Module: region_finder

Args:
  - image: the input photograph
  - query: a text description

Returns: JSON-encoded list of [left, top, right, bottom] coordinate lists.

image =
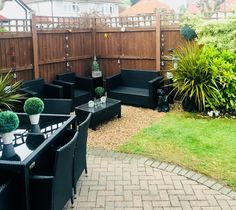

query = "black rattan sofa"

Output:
[[106, 69, 163, 109]]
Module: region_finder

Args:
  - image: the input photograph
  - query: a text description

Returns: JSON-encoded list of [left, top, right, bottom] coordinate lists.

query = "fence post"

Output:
[[31, 13, 40, 79], [155, 12, 161, 71]]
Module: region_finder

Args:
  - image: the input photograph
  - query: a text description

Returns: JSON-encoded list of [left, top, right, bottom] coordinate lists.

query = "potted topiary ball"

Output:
[[24, 97, 44, 125], [0, 111, 19, 159], [95, 86, 105, 98], [92, 57, 102, 78]]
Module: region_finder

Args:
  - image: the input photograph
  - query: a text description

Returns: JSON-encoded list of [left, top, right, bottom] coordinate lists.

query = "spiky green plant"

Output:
[[172, 42, 220, 111], [0, 71, 24, 111]]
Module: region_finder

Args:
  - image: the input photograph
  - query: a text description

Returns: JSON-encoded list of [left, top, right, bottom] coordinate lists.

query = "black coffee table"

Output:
[[75, 98, 121, 130]]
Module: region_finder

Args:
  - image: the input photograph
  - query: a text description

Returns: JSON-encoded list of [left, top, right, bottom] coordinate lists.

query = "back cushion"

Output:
[[121, 69, 160, 88], [56, 72, 76, 83], [23, 78, 44, 98]]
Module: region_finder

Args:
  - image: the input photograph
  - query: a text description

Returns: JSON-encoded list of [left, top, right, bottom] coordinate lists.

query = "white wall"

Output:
[[27, 1, 120, 17], [0, 1, 29, 19]]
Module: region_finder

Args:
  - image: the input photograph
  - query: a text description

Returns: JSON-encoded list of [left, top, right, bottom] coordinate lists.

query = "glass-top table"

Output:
[[0, 113, 76, 210]]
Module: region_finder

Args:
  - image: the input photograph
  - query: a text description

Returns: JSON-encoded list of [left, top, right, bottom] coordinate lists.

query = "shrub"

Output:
[[0, 111, 19, 134], [0, 71, 24, 111], [24, 97, 44, 115], [95, 86, 105, 98], [180, 25, 197, 41], [172, 42, 220, 111], [196, 17, 236, 52]]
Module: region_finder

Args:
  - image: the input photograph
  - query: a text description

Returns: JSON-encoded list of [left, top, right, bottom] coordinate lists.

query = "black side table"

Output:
[[92, 76, 103, 89]]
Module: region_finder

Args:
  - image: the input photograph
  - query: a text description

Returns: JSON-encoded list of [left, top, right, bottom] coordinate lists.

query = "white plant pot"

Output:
[[29, 114, 40, 125], [1, 131, 14, 145], [92, 71, 102, 78]]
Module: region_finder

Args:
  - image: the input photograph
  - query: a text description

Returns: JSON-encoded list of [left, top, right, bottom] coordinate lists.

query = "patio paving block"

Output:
[[70, 149, 236, 210]]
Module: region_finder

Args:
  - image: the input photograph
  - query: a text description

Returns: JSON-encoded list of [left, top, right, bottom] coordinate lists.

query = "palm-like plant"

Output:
[[0, 71, 24, 111], [172, 42, 220, 111]]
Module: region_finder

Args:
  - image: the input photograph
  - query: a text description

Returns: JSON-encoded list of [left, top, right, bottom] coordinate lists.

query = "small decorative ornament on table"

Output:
[[88, 100, 95, 108], [0, 111, 20, 160]]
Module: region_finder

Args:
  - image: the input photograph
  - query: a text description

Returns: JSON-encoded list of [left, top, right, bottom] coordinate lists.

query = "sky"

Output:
[[160, 0, 188, 11]]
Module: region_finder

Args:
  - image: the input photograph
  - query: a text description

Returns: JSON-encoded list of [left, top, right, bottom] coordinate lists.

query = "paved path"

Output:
[[68, 149, 236, 210]]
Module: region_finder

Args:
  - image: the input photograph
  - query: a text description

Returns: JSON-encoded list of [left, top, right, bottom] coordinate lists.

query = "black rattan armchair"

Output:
[[73, 113, 91, 195], [22, 78, 63, 99], [29, 129, 78, 210], [54, 72, 93, 109]]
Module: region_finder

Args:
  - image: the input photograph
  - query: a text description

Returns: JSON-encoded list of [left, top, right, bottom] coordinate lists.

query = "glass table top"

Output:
[[0, 114, 71, 162]]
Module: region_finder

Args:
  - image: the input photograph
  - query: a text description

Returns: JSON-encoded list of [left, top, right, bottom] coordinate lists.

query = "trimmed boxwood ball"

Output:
[[180, 25, 197, 41], [24, 97, 44, 115], [0, 111, 19, 134], [95, 86, 105, 98]]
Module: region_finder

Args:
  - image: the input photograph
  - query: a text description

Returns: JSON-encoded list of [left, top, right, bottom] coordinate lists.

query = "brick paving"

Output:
[[66, 149, 236, 210]]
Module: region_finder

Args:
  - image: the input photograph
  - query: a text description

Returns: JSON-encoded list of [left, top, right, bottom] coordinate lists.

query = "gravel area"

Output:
[[87, 105, 165, 150]]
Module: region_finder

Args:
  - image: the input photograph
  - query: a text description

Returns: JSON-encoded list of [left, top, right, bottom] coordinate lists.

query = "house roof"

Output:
[[23, 0, 121, 4], [120, 0, 171, 16], [187, 0, 236, 13]]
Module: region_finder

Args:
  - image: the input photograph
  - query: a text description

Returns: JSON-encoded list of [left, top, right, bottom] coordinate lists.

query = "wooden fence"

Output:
[[0, 13, 184, 82]]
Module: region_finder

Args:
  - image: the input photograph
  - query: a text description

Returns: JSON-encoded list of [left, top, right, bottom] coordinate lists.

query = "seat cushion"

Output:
[[110, 86, 149, 96], [109, 86, 150, 107], [73, 89, 93, 107], [74, 89, 90, 97]]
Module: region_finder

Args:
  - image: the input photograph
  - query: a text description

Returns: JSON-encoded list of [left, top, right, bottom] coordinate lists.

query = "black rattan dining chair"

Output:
[[29, 129, 78, 210], [73, 113, 91, 195]]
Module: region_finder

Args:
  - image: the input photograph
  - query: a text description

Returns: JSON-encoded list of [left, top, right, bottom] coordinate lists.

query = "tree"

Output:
[[130, 0, 140, 6], [194, 0, 225, 17]]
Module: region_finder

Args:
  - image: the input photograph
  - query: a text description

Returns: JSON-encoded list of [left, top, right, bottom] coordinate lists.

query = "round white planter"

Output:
[[29, 114, 40, 125], [92, 71, 102, 78], [1, 131, 14, 145]]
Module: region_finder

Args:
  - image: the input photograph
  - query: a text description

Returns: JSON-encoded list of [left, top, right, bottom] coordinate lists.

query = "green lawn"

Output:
[[117, 112, 236, 189]]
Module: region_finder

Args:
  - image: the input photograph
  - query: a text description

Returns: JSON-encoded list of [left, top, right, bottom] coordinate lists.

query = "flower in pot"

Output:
[[0, 111, 19, 159], [92, 57, 102, 78], [24, 97, 44, 125]]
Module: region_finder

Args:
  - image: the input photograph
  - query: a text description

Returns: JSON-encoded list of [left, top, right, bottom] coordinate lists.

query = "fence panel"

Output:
[[0, 33, 33, 81]]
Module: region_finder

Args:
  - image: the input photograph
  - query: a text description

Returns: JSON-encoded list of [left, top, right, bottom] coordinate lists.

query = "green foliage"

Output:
[[208, 49, 236, 112], [0, 111, 19, 134], [196, 16, 236, 52], [172, 42, 236, 113], [180, 25, 197, 41], [194, 0, 225, 17], [24, 97, 44, 115], [172, 42, 220, 111], [118, 111, 236, 189], [92, 60, 100, 72], [0, 27, 7, 32], [130, 0, 139, 6], [0, 72, 24, 111], [95, 86, 105, 98]]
